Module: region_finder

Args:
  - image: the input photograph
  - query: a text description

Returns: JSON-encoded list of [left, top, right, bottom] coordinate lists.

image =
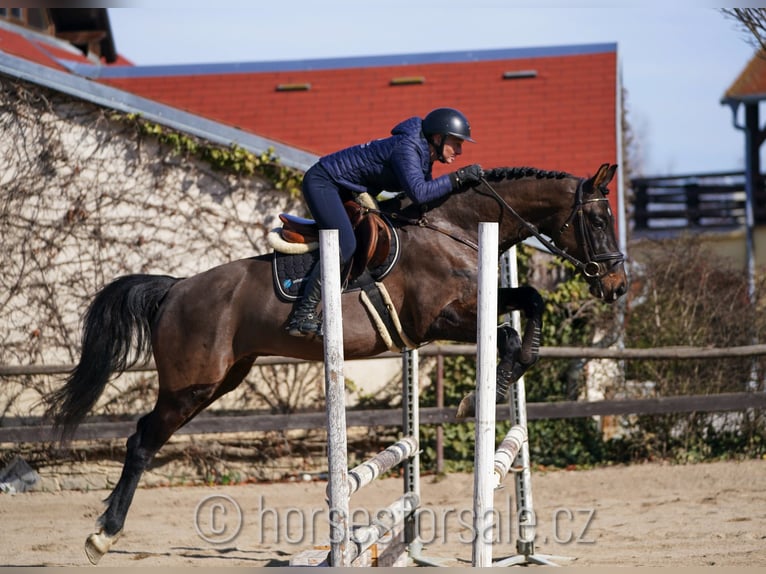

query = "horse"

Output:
[[45, 162, 627, 564]]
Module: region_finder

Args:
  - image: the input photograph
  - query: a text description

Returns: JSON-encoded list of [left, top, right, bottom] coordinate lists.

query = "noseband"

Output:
[[479, 176, 624, 279]]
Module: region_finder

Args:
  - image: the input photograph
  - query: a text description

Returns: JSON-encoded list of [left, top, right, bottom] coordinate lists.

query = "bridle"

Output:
[[478, 176, 624, 279]]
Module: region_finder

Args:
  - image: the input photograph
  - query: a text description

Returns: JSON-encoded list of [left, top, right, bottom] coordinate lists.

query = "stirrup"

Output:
[[287, 312, 323, 338]]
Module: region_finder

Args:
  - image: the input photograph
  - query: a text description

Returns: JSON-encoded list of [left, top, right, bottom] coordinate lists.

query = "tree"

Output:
[[722, 8, 766, 53]]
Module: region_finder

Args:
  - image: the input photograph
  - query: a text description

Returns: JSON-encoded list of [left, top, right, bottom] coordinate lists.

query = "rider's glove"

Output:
[[450, 164, 484, 191]]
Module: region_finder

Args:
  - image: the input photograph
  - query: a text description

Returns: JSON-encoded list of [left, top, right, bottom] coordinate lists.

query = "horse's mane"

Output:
[[381, 166, 577, 218], [483, 166, 573, 182]]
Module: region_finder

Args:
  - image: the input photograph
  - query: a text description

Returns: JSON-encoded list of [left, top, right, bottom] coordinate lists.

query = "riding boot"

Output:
[[287, 264, 323, 338]]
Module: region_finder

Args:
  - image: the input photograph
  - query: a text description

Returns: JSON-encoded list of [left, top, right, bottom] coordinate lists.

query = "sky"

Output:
[[107, 2, 759, 177]]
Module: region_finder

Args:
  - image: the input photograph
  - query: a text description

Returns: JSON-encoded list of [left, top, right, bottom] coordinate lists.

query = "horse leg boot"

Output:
[[456, 323, 522, 419], [287, 263, 323, 338], [456, 287, 544, 418], [495, 322, 523, 403]]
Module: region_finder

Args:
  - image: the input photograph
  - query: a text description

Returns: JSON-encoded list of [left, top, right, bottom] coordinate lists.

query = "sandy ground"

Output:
[[1, 459, 765, 568]]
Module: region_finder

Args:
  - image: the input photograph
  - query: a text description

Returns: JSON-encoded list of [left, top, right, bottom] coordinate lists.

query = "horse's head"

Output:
[[421, 163, 628, 303], [551, 163, 628, 303], [476, 163, 627, 303]]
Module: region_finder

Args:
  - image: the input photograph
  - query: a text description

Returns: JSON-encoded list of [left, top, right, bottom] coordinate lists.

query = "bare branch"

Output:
[[721, 8, 766, 54]]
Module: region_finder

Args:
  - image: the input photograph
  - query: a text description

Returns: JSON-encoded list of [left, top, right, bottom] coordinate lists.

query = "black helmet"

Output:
[[422, 107, 475, 143]]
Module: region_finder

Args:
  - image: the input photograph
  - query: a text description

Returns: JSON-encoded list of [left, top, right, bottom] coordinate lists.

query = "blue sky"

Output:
[[108, 3, 757, 177]]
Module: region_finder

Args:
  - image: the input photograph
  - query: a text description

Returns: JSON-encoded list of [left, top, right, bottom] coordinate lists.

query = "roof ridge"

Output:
[[68, 42, 618, 80]]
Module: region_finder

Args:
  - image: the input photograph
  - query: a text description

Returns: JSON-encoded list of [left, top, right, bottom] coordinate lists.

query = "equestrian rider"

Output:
[[287, 107, 483, 338]]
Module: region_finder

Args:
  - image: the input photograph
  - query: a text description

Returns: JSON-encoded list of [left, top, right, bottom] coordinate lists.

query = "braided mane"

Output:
[[484, 166, 572, 181]]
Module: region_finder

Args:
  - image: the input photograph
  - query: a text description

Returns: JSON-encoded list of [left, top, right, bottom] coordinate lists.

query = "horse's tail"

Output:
[[45, 274, 180, 443]]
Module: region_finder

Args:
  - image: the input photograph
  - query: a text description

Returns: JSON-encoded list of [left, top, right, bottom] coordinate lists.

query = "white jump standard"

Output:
[[294, 226, 566, 567], [291, 229, 421, 567]]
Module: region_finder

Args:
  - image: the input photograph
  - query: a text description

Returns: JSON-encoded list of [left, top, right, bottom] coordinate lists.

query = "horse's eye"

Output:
[[591, 215, 606, 230]]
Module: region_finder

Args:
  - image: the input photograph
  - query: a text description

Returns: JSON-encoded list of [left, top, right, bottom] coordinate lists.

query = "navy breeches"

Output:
[[301, 163, 357, 265]]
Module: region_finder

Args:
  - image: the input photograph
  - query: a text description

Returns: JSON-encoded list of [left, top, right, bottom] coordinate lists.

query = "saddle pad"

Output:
[[272, 221, 400, 301]]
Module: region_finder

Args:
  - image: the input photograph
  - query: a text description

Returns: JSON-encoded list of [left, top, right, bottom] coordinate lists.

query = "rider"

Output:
[[287, 107, 484, 338]]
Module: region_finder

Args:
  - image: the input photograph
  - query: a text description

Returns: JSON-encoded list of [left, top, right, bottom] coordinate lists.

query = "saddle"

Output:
[[277, 200, 393, 281], [269, 201, 409, 349]]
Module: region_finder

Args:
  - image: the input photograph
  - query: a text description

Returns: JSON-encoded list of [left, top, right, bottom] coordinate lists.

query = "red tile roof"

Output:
[[0, 22, 130, 71], [0, 26, 71, 71], [96, 46, 618, 183], [723, 49, 766, 103], [0, 20, 619, 218]]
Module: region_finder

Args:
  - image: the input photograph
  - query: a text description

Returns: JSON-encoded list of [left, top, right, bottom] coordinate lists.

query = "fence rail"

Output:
[[4, 342, 766, 377], [1, 392, 764, 444], [631, 170, 766, 231], [2, 342, 766, 444]]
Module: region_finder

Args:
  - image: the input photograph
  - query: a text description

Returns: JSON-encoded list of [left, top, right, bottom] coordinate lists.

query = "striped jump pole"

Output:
[[345, 436, 419, 496], [492, 424, 527, 490]]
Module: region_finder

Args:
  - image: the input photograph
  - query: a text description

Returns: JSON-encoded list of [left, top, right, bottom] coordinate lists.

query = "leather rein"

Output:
[[385, 176, 623, 279]]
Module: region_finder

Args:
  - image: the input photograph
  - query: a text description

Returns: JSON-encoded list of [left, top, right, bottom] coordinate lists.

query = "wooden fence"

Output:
[[631, 170, 766, 231], [1, 343, 765, 444]]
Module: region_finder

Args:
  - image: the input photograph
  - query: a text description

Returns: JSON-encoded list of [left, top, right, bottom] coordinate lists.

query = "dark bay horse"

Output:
[[46, 163, 627, 563]]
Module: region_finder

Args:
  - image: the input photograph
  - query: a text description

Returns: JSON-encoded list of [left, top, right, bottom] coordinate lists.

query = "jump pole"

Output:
[[291, 229, 420, 567], [471, 231, 569, 566]]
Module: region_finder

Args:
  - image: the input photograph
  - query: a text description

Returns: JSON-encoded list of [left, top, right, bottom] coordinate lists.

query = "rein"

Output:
[[386, 211, 479, 252], [477, 176, 624, 278], [378, 174, 623, 277]]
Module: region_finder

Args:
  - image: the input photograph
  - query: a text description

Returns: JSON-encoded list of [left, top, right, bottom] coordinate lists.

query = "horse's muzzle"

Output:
[[592, 265, 628, 303]]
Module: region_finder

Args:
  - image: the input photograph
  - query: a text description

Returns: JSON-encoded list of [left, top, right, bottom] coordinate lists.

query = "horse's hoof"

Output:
[[456, 391, 476, 419], [84, 529, 121, 565]]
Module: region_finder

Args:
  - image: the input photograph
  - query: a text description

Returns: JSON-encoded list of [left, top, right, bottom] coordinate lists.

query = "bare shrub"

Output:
[[613, 235, 766, 460]]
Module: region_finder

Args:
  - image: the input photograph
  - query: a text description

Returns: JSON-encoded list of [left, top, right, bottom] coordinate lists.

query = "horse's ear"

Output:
[[594, 163, 618, 188]]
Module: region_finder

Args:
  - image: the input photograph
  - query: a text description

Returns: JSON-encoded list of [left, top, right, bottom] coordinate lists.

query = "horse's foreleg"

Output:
[[456, 286, 544, 419], [495, 322, 521, 403], [495, 286, 544, 401], [455, 324, 521, 419]]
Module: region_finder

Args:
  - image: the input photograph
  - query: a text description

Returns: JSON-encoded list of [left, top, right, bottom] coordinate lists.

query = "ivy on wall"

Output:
[[121, 114, 304, 196]]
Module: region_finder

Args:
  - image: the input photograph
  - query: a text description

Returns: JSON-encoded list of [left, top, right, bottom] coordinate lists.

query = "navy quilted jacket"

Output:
[[318, 116, 454, 203]]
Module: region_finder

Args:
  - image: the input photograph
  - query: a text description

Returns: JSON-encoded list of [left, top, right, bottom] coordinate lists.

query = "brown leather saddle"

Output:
[[278, 201, 393, 281]]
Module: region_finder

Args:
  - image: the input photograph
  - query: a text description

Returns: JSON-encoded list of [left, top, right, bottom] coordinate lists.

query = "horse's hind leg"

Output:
[[84, 356, 256, 564], [84, 389, 203, 564]]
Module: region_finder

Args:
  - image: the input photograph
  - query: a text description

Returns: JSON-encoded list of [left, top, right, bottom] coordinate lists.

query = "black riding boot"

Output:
[[287, 264, 323, 338]]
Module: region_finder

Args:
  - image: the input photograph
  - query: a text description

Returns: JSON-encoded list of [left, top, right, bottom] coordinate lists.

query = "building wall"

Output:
[[0, 75, 304, 418]]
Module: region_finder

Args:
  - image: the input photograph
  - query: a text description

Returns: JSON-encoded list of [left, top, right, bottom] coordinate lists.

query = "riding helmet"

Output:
[[422, 108, 475, 143]]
